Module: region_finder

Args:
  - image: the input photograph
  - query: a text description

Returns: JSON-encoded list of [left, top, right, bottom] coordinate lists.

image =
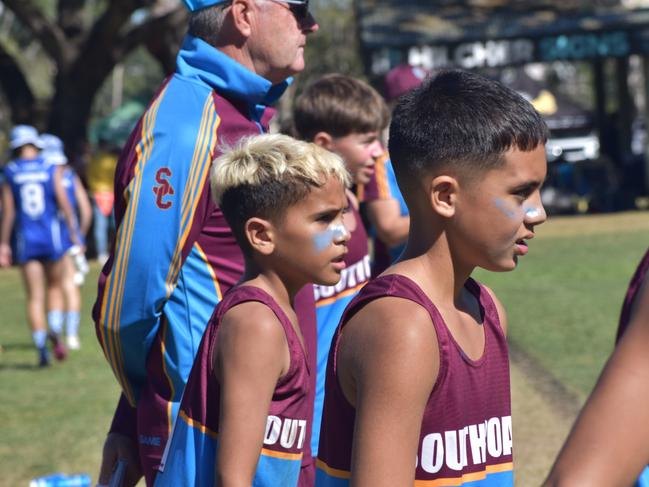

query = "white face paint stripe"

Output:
[[524, 207, 540, 218], [313, 223, 348, 253]]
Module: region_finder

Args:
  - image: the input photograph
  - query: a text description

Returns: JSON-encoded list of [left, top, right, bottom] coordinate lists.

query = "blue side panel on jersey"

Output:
[[315, 468, 349, 487], [254, 452, 301, 487], [155, 417, 216, 487], [315, 467, 513, 487], [312, 292, 356, 455]]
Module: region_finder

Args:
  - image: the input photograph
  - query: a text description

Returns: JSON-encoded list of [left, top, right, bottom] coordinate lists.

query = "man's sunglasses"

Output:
[[270, 0, 311, 23]]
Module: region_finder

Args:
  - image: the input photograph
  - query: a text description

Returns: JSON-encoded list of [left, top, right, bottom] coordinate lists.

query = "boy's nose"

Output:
[[524, 203, 547, 226], [369, 140, 384, 159]]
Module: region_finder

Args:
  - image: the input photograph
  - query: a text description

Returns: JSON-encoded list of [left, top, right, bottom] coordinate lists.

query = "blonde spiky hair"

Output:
[[211, 133, 350, 205], [210, 133, 351, 254]]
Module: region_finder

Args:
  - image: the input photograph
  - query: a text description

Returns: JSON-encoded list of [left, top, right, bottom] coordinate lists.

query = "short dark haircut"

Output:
[[388, 69, 549, 192], [293, 74, 389, 141]]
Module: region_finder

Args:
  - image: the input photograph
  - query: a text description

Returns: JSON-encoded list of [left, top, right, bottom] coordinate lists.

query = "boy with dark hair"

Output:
[[316, 69, 549, 486], [293, 74, 387, 457], [154, 134, 351, 487]]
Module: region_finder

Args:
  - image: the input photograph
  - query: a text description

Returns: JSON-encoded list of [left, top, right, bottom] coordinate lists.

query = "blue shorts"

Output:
[[14, 235, 66, 264]]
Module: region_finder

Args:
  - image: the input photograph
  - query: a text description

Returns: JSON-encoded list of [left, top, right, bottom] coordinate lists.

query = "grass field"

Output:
[[0, 210, 648, 485], [475, 211, 649, 397]]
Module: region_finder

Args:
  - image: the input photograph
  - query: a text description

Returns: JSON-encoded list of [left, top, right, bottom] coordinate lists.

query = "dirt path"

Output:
[[510, 345, 584, 486]]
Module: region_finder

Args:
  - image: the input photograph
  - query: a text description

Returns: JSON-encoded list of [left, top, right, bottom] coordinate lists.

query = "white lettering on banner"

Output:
[[314, 255, 371, 302], [263, 416, 307, 450], [418, 416, 512, 474], [408, 39, 534, 71]]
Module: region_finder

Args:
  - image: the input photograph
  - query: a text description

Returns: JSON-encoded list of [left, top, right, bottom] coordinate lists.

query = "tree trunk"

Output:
[[0, 43, 36, 123]]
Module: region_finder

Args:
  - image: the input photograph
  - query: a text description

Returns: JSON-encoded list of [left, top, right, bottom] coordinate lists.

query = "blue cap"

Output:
[[39, 133, 68, 165], [9, 125, 43, 150], [182, 0, 227, 11]]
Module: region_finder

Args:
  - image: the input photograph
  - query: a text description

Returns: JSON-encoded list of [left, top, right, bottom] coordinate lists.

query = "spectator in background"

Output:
[[86, 138, 118, 264], [0, 125, 79, 366], [40, 133, 92, 350], [363, 63, 429, 276]]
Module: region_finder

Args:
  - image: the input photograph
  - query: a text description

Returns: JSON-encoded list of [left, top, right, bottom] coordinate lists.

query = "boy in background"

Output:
[[154, 133, 350, 486], [292, 74, 387, 457], [316, 69, 548, 486], [363, 64, 429, 276]]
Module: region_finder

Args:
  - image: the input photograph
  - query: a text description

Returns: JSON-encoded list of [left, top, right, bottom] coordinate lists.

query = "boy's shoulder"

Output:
[[220, 285, 284, 329], [343, 273, 437, 343]]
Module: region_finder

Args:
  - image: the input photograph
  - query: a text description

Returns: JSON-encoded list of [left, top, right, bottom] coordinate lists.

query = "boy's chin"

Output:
[[481, 259, 518, 273], [317, 272, 344, 287]]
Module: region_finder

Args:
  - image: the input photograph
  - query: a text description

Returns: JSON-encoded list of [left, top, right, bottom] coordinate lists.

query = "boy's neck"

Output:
[[240, 260, 301, 311], [396, 223, 474, 304]]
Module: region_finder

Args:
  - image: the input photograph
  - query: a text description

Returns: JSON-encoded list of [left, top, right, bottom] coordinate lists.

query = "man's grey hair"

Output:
[[188, 2, 231, 47]]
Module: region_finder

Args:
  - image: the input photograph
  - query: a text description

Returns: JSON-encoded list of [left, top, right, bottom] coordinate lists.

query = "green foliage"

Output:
[[90, 46, 165, 124], [298, 0, 365, 88]]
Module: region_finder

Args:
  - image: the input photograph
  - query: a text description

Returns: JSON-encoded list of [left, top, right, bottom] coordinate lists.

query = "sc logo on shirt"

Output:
[[153, 167, 174, 210]]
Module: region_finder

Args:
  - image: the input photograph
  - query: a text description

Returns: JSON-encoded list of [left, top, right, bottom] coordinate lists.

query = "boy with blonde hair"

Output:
[[155, 133, 351, 487]]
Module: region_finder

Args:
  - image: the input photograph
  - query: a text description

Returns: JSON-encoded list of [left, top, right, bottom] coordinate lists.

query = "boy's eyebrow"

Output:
[[312, 204, 347, 219], [511, 179, 544, 192]]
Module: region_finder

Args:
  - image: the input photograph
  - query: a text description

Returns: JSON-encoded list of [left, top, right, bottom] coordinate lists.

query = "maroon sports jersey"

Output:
[[316, 274, 513, 486]]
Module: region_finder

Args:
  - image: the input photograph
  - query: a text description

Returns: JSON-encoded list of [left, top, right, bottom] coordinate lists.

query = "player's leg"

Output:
[[20, 260, 50, 366], [45, 257, 67, 361], [61, 254, 82, 350]]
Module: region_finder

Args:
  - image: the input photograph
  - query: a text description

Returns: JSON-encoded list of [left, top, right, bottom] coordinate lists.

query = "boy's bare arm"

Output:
[[338, 297, 439, 487], [73, 174, 93, 238], [213, 302, 290, 487], [0, 183, 15, 266], [543, 281, 649, 486], [53, 166, 80, 246]]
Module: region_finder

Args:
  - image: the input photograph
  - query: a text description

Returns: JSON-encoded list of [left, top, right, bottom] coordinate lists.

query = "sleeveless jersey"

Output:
[[311, 200, 370, 456], [155, 285, 311, 487], [3, 158, 65, 263], [316, 274, 514, 486], [617, 247, 649, 341]]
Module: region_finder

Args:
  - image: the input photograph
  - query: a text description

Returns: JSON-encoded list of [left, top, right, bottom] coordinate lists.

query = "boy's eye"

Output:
[[317, 212, 337, 223]]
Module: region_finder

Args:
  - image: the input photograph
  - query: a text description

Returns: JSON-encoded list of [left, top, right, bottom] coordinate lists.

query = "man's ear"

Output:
[[313, 131, 334, 151], [427, 175, 459, 218], [245, 217, 275, 255], [230, 0, 255, 38]]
